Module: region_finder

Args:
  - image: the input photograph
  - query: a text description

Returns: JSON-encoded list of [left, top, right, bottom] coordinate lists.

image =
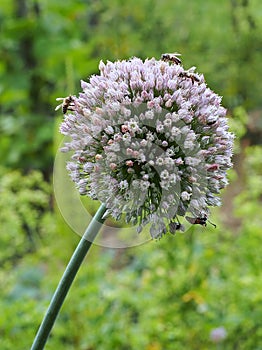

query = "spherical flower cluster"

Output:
[[59, 56, 234, 239], [210, 326, 227, 343]]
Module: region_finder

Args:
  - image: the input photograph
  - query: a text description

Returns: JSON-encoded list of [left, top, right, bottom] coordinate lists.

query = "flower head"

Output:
[[59, 55, 234, 239], [210, 326, 227, 343]]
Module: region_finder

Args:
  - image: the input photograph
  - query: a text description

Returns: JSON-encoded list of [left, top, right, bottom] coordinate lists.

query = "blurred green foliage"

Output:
[[1, 172, 262, 349], [0, 0, 262, 349], [0, 168, 52, 266]]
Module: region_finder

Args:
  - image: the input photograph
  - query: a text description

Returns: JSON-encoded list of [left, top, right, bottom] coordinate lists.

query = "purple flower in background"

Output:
[[58, 55, 234, 238], [210, 326, 227, 343]]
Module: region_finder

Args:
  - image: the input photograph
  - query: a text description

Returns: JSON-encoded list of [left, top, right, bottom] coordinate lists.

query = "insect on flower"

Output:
[[55, 95, 75, 114], [161, 52, 182, 65], [207, 120, 217, 126], [179, 67, 200, 84], [169, 222, 185, 234], [186, 214, 217, 228], [169, 216, 185, 234]]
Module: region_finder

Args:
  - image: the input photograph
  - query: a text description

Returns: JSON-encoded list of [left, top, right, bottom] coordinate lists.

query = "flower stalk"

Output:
[[30, 204, 106, 350]]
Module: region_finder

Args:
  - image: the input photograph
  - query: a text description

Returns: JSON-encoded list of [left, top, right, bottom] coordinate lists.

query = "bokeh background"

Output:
[[0, 0, 262, 349]]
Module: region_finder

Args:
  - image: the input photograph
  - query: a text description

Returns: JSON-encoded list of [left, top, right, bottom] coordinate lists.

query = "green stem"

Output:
[[31, 204, 107, 350]]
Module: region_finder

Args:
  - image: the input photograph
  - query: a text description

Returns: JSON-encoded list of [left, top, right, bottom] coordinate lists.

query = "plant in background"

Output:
[[0, 168, 51, 266], [31, 54, 234, 349], [210, 326, 228, 344]]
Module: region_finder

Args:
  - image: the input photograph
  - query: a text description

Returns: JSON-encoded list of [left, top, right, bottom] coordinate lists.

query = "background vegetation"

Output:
[[0, 0, 261, 349]]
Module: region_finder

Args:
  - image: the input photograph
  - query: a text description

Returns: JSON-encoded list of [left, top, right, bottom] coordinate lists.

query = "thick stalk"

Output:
[[31, 204, 106, 350]]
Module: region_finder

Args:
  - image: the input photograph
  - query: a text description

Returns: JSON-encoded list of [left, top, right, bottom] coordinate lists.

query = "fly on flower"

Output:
[[169, 220, 185, 234], [55, 95, 75, 114], [179, 67, 200, 84], [161, 53, 182, 65], [186, 215, 217, 228]]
